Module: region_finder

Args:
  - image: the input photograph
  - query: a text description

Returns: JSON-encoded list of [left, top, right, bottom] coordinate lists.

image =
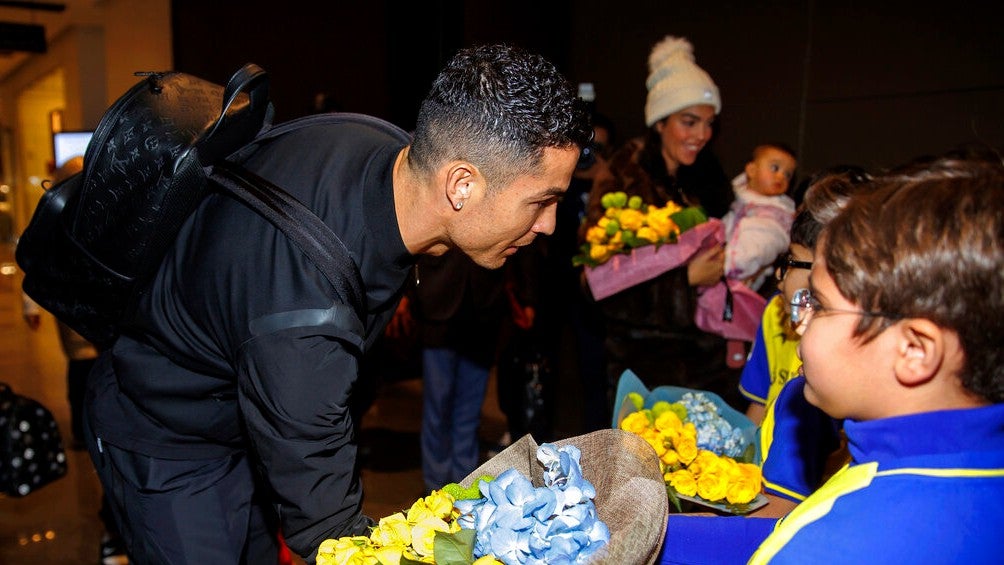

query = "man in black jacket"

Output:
[[84, 44, 590, 564]]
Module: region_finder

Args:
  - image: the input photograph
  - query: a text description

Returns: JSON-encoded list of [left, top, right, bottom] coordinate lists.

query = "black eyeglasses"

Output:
[[790, 288, 900, 328], [776, 254, 813, 281]]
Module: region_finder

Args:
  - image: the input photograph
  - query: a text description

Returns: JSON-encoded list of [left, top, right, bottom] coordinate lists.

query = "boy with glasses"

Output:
[[736, 168, 872, 516], [739, 168, 871, 424], [663, 155, 1004, 563]]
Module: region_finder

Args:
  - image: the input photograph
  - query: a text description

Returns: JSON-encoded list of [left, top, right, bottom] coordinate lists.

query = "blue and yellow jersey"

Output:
[[738, 294, 801, 408], [750, 403, 1004, 563], [758, 377, 841, 501]]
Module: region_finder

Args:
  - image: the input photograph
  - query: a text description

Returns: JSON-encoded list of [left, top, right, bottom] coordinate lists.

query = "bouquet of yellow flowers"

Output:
[[573, 191, 707, 267], [574, 192, 720, 301], [613, 371, 766, 514]]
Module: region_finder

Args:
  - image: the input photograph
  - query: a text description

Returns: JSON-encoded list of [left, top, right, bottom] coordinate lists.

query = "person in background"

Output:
[[741, 167, 872, 516], [547, 111, 617, 433], [739, 166, 871, 425], [661, 154, 1004, 564], [721, 143, 798, 292], [583, 35, 739, 409], [84, 44, 591, 564], [22, 155, 130, 565], [411, 249, 508, 494]]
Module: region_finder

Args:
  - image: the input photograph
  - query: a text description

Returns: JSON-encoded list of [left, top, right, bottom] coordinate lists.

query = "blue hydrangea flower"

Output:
[[455, 444, 611, 564], [678, 392, 746, 458]]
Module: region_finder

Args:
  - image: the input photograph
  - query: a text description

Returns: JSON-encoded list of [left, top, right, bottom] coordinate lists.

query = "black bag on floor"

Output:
[[0, 382, 68, 497]]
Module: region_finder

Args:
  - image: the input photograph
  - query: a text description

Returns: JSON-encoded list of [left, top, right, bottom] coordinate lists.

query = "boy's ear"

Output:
[[893, 318, 948, 387], [745, 160, 756, 179]]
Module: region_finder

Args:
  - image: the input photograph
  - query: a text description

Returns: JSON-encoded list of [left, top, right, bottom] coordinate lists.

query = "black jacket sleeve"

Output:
[[235, 320, 370, 559]]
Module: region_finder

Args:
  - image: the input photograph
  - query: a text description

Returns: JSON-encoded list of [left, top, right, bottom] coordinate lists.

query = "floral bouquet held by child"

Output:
[[613, 370, 765, 515]]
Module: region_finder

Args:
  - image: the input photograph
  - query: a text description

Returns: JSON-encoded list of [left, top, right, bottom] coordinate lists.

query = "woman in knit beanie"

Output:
[[582, 36, 743, 411]]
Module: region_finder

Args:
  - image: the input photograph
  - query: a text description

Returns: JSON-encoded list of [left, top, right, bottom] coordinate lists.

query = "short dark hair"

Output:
[[409, 44, 592, 189], [789, 166, 871, 250], [822, 157, 1004, 402]]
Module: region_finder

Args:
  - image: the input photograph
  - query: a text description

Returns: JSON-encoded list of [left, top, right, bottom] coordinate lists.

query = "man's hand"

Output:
[[384, 296, 413, 339]]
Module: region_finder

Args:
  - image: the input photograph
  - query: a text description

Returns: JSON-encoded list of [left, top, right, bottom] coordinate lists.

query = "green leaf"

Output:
[[434, 529, 477, 565], [666, 484, 683, 513], [670, 206, 708, 232], [401, 557, 426, 565]]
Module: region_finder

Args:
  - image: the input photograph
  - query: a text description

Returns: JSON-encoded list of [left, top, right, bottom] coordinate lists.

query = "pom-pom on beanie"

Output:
[[644, 36, 721, 127]]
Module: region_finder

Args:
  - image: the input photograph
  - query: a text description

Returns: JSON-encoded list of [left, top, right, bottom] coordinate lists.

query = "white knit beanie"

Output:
[[644, 36, 721, 127]]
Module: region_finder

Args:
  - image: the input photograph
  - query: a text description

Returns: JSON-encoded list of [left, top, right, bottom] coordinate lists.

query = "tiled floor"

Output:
[[0, 242, 589, 564]]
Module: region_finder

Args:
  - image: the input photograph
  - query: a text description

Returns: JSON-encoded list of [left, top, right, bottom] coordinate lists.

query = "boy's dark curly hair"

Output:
[[409, 44, 592, 188]]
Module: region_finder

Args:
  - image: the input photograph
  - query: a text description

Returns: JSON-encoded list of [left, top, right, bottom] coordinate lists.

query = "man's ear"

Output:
[[893, 318, 946, 387], [445, 162, 478, 210]]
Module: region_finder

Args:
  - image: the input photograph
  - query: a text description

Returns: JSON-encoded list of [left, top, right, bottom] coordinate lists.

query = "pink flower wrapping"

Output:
[[695, 279, 766, 342], [583, 219, 722, 301], [584, 218, 768, 342]]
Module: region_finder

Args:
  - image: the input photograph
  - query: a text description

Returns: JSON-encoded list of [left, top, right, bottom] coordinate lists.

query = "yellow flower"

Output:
[[317, 536, 376, 565], [725, 463, 763, 505], [645, 206, 681, 240], [673, 433, 698, 465], [636, 226, 661, 243], [619, 411, 651, 435], [665, 469, 698, 497], [406, 499, 436, 524], [589, 244, 613, 263], [654, 410, 683, 433], [372, 545, 404, 565], [370, 512, 411, 547], [696, 467, 730, 503], [584, 225, 607, 245], [642, 429, 668, 458], [424, 490, 456, 519], [473, 557, 505, 565], [617, 208, 645, 231], [688, 450, 720, 475], [660, 448, 680, 468], [410, 516, 452, 557], [608, 230, 624, 249]]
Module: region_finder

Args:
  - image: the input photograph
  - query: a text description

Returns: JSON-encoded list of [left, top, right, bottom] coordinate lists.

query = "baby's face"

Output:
[[746, 147, 797, 196]]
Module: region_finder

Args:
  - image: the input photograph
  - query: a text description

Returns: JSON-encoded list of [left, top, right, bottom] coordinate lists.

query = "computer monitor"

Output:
[[52, 130, 93, 168]]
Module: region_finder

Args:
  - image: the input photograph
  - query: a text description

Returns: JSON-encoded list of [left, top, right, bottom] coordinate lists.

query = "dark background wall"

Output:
[[171, 0, 1002, 178]]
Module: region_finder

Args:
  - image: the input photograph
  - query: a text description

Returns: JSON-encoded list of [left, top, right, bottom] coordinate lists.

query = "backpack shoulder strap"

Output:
[[226, 112, 411, 163], [210, 161, 365, 339]]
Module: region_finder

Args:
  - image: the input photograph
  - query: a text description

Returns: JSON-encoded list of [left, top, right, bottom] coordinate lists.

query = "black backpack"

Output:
[[15, 64, 370, 348]]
